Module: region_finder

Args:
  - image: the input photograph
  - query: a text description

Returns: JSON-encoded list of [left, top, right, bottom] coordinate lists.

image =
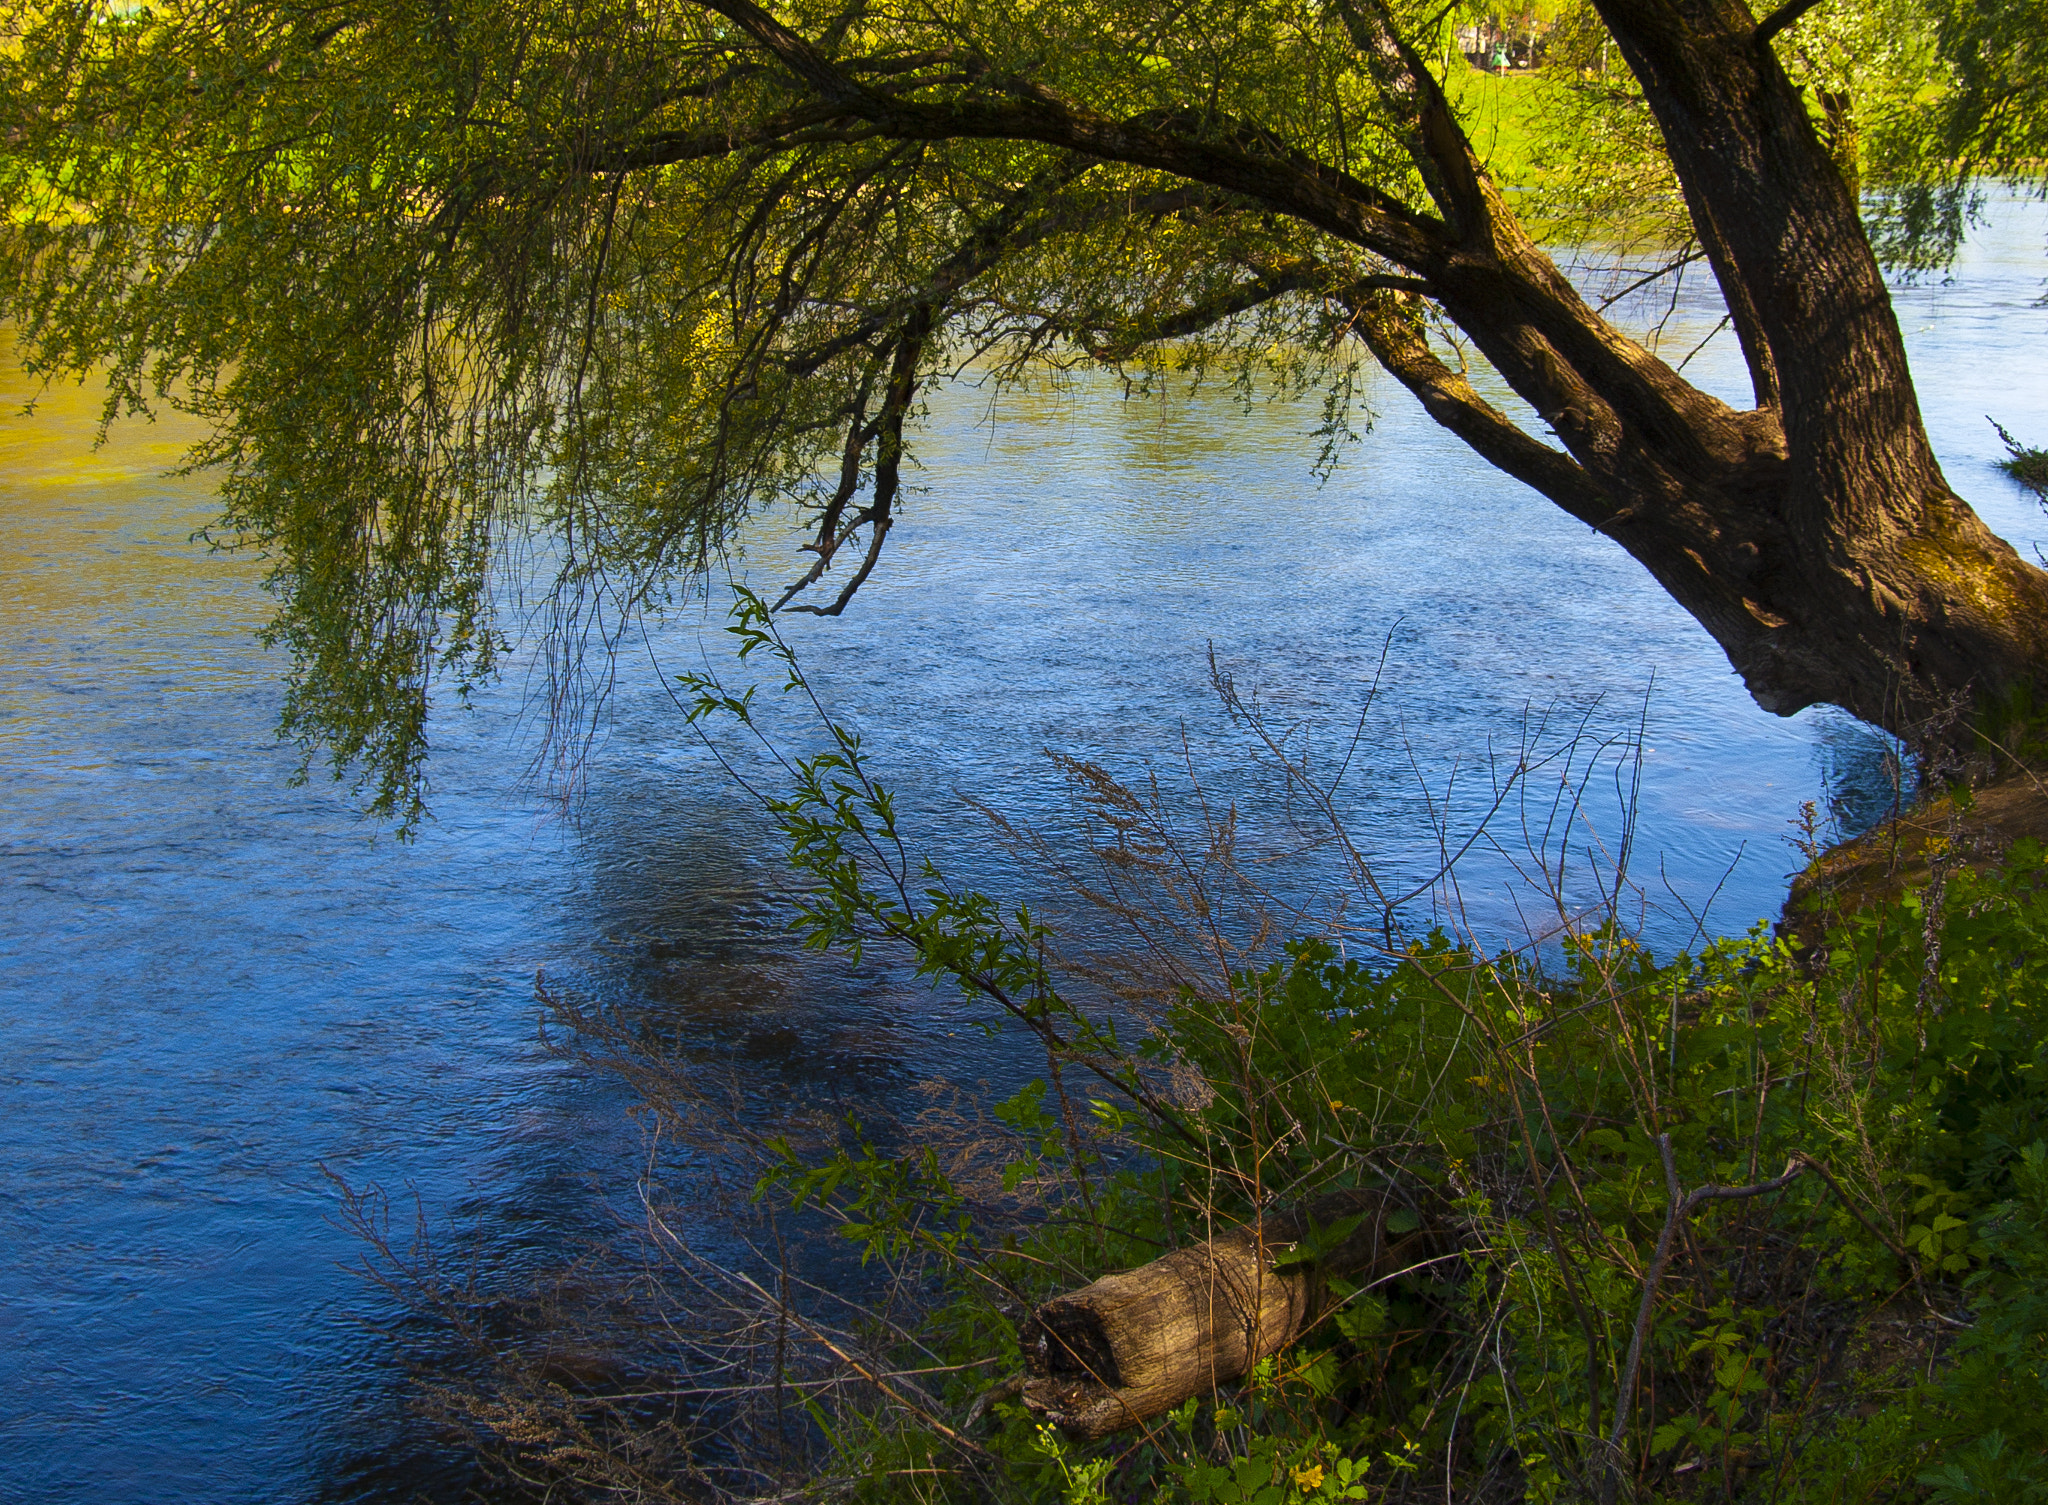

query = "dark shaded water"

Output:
[[5, 197, 2046, 1501]]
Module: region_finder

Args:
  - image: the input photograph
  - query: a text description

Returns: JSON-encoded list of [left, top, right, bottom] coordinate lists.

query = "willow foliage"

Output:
[[0, 0, 2020, 820]]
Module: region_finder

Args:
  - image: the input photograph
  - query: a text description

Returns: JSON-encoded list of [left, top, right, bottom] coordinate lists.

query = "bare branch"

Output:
[[1754, 0, 1826, 49], [780, 305, 931, 616], [1603, 1134, 1810, 1505]]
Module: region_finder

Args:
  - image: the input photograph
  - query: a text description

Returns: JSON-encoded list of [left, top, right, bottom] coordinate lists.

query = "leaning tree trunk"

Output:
[[699, 0, 2048, 756], [1597, 0, 2048, 752], [1347, 0, 2048, 761]]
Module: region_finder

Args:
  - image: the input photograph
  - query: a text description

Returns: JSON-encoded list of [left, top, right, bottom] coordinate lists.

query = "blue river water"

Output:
[[3, 196, 2046, 1501]]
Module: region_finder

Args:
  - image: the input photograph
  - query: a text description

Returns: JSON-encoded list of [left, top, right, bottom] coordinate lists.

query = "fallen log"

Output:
[[1012, 1190, 1432, 1440]]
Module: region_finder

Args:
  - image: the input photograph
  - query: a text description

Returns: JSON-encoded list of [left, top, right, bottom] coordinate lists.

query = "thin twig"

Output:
[[1603, 1134, 1809, 1505]]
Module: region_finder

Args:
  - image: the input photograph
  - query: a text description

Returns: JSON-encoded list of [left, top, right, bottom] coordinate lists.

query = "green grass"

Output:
[[1444, 66, 1547, 184]]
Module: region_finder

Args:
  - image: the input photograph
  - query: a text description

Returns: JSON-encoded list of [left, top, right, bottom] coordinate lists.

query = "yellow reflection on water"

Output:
[[1, 342, 273, 784], [0, 346, 258, 641]]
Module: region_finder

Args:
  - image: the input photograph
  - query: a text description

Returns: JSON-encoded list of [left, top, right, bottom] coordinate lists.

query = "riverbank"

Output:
[[1784, 763, 2048, 949], [433, 740, 2048, 1503], [6, 193, 2047, 1501]]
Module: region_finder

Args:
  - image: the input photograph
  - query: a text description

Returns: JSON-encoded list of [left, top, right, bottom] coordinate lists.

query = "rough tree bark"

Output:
[[697, 0, 2048, 757], [1339, 0, 2048, 756], [1589, 0, 2048, 747]]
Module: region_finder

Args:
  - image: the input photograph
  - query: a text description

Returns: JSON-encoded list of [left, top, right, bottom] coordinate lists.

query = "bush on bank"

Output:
[[450, 596, 2048, 1503], [658, 596, 2048, 1505], [766, 855, 2048, 1505]]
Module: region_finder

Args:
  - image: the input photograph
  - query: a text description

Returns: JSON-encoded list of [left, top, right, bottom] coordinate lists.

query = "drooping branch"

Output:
[[692, 0, 1453, 270], [766, 165, 1243, 610], [661, 0, 2030, 741], [772, 368, 884, 610], [780, 305, 934, 616], [782, 177, 1223, 378], [672, 0, 1751, 480], [680, 0, 1759, 634], [1074, 267, 1323, 360]]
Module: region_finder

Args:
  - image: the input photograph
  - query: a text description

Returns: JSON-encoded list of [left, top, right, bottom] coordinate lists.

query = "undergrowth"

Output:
[[413, 592, 2048, 1504]]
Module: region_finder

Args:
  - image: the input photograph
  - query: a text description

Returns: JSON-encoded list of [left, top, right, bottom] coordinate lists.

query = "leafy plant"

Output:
[[1994, 419, 2048, 497], [442, 595, 2048, 1503]]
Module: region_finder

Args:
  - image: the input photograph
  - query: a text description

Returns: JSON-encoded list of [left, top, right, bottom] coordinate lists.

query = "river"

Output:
[[4, 195, 2046, 1502]]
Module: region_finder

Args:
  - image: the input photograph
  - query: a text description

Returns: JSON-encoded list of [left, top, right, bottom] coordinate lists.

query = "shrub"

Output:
[[446, 592, 2048, 1503]]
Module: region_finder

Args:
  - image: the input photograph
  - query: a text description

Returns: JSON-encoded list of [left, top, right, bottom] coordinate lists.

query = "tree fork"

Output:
[[653, 0, 2048, 754], [1355, 0, 2048, 754], [1581, 0, 2048, 751]]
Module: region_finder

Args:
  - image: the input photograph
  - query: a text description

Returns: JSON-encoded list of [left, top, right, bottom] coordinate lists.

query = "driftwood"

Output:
[[1012, 1190, 1431, 1440]]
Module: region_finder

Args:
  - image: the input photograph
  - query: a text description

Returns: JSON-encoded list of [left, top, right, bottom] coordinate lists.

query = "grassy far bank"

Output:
[[1446, 68, 1549, 182], [425, 595, 2048, 1505]]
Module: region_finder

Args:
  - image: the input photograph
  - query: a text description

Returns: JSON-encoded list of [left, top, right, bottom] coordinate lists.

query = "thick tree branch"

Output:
[[1670, 162, 1782, 411], [581, 104, 871, 171], [1591, 0, 1918, 491], [1329, 0, 1490, 236], [692, 0, 1453, 269], [683, 0, 1745, 476], [885, 98, 1448, 269], [696, 0, 874, 105], [1345, 289, 1614, 525]]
